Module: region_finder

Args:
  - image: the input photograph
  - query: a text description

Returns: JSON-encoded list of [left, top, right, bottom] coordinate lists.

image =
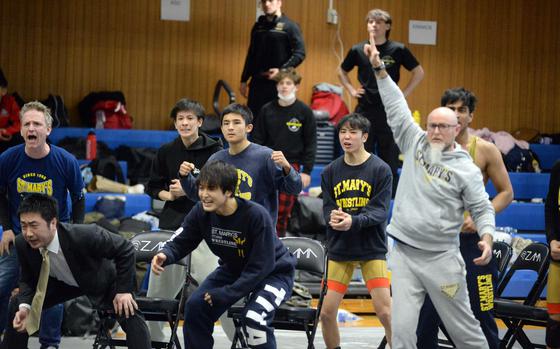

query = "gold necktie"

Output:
[[27, 248, 50, 335]]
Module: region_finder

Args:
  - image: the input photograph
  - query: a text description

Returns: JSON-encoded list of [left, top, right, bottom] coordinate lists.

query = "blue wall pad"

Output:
[[486, 172, 549, 200], [496, 202, 544, 231], [530, 144, 560, 171]]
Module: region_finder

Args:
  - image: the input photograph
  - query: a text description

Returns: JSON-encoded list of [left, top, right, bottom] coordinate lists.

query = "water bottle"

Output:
[[337, 309, 359, 323], [86, 130, 97, 160], [504, 226, 517, 236], [494, 227, 511, 244], [0, 225, 3, 242]]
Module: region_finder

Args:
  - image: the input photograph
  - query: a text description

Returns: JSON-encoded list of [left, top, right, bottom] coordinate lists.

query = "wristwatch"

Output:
[[373, 62, 386, 72]]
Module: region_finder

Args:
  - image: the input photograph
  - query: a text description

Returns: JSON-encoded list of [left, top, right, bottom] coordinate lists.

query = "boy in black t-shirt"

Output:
[[320, 113, 393, 348], [338, 8, 424, 196], [152, 160, 296, 349], [253, 68, 316, 236]]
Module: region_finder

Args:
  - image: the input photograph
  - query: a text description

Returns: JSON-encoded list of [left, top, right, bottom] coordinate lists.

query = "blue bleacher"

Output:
[[50, 127, 178, 149], [486, 172, 549, 200], [387, 201, 545, 235], [312, 166, 551, 202], [485, 171, 550, 301], [309, 165, 325, 188], [85, 193, 152, 216], [496, 202, 544, 232]]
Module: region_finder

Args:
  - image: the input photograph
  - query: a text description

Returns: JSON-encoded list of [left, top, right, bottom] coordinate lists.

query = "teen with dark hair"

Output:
[[147, 98, 222, 230], [220, 103, 254, 124], [253, 68, 316, 236], [145, 97, 223, 342], [320, 113, 393, 349], [152, 161, 296, 348], [440, 87, 478, 115]]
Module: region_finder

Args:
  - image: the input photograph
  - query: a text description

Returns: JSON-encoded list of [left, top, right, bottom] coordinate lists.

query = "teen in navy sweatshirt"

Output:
[[152, 161, 295, 349], [320, 113, 393, 348], [179, 103, 302, 225]]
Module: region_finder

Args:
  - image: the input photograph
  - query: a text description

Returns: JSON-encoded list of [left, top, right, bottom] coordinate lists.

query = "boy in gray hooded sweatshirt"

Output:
[[365, 34, 495, 348]]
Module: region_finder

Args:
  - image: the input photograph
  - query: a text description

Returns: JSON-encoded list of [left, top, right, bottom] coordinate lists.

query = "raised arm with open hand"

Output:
[[364, 31, 386, 76]]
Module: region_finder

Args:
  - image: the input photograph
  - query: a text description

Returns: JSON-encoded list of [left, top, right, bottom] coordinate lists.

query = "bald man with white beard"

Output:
[[365, 35, 495, 348]]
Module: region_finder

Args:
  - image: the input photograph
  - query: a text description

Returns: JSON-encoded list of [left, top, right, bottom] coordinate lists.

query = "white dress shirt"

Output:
[[20, 230, 79, 310]]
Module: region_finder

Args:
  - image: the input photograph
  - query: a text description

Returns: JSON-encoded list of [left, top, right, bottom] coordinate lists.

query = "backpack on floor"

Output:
[[116, 146, 157, 185], [118, 217, 151, 239], [78, 91, 130, 128], [284, 282, 312, 308], [89, 156, 125, 183], [503, 145, 541, 172], [310, 90, 349, 126], [93, 195, 126, 219], [62, 296, 101, 336], [92, 99, 133, 129], [288, 195, 326, 241]]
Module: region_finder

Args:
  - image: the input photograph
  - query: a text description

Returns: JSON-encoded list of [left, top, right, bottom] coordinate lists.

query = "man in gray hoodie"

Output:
[[365, 34, 495, 348]]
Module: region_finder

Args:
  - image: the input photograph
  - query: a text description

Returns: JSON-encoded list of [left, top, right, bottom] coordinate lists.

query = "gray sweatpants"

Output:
[[146, 240, 235, 342], [388, 242, 489, 349]]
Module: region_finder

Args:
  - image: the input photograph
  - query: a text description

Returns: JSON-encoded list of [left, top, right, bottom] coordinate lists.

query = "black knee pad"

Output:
[[547, 318, 560, 348]]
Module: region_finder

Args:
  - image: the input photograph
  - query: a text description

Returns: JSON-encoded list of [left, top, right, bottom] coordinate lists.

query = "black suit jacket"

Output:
[[15, 223, 136, 305]]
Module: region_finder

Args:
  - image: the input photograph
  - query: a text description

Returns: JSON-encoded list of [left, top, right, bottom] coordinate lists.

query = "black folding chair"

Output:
[[228, 237, 328, 349], [92, 230, 198, 349], [494, 242, 550, 349], [493, 241, 514, 281]]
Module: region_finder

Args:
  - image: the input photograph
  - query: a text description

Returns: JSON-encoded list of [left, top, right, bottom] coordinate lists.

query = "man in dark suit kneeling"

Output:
[[0, 193, 151, 349]]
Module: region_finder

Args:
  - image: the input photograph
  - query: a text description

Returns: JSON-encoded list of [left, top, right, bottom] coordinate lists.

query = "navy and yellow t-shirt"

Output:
[[321, 154, 392, 261], [0, 144, 84, 233]]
